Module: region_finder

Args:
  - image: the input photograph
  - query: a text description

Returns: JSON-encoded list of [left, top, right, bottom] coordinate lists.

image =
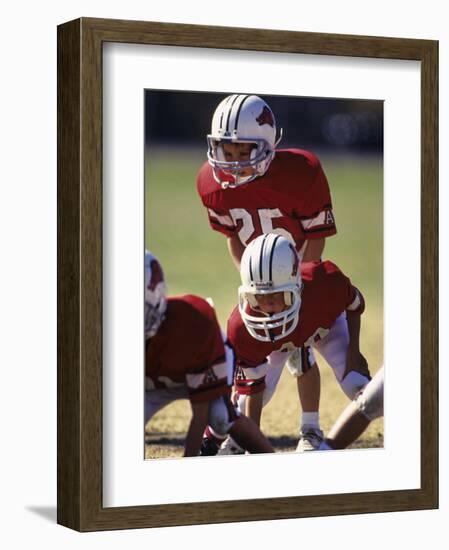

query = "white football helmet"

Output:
[[238, 234, 302, 342], [207, 94, 282, 188], [144, 251, 167, 338]]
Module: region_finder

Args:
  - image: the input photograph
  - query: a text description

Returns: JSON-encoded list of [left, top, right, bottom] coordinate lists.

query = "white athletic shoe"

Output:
[[217, 436, 245, 455], [296, 428, 324, 452]]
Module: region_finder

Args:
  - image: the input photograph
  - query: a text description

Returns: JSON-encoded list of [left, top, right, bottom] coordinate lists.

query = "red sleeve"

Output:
[[322, 263, 366, 316], [227, 308, 270, 395], [297, 157, 337, 240], [205, 207, 237, 238], [196, 166, 237, 238], [346, 285, 366, 315], [183, 296, 231, 403], [334, 270, 366, 315]]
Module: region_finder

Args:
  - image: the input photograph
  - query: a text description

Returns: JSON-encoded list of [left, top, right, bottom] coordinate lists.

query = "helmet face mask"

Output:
[[144, 251, 167, 339], [207, 94, 282, 189], [239, 234, 302, 343], [207, 137, 273, 187], [238, 285, 301, 343]]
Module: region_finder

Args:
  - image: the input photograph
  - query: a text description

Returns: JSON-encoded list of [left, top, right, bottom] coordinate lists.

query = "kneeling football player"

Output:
[[144, 251, 274, 457], [206, 233, 371, 454]]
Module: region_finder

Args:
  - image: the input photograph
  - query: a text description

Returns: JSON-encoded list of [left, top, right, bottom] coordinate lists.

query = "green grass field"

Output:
[[144, 146, 383, 458]]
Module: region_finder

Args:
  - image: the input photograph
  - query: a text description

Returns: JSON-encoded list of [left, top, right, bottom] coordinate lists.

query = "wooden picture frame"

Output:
[[57, 17, 438, 532]]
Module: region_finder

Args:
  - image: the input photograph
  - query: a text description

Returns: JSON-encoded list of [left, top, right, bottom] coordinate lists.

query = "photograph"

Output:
[[143, 91, 384, 459]]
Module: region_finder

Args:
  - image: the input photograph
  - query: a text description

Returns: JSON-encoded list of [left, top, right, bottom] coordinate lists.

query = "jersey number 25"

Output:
[[229, 208, 294, 245]]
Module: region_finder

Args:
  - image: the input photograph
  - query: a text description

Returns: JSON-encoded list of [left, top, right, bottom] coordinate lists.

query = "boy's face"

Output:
[[254, 292, 287, 315], [221, 142, 256, 178]]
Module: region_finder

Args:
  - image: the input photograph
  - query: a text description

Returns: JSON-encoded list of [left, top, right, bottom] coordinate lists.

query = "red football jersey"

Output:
[[227, 261, 364, 395], [197, 149, 337, 253], [145, 295, 230, 403]]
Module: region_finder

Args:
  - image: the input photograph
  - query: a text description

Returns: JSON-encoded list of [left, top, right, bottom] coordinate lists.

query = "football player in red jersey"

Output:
[[221, 234, 371, 451], [197, 94, 337, 451], [144, 251, 274, 457]]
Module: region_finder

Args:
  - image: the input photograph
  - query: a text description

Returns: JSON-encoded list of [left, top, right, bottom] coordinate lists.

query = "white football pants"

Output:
[[237, 313, 370, 413], [145, 385, 189, 425]]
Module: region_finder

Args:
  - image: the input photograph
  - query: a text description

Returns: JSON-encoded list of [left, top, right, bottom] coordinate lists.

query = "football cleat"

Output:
[[296, 428, 324, 452], [199, 437, 220, 457], [217, 436, 245, 455]]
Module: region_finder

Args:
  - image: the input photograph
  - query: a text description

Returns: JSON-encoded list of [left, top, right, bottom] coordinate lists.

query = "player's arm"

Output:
[[322, 367, 384, 449], [227, 234, 245, 270], [184, 400, 210, 457], [234, 360, 269, 427], [245, 392, 264, 426], [229, 414, 274, 453], [298, 154, 336, 249], [321, 400, 371, 450], [343, 287, 369, 379], [301, 237, 325, 262]]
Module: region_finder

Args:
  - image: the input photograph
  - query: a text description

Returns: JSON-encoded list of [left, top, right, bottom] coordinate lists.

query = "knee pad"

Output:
[[209, 395, 239, 435], [356, 368, 384, 420], [340, 371, 370, 400]]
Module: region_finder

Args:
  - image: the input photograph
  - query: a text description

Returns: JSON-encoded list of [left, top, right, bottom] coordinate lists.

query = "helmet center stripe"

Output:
[[258, 233, 269, 281], [233, 94, 250, 133], [225, 95, 240, 133], [268, 234, 281, 283]]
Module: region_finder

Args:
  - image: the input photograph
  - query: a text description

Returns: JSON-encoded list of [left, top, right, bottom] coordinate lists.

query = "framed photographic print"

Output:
[[57, 17, 438, 531]]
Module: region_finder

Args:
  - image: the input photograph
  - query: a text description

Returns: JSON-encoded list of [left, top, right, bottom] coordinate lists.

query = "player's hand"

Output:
[[343, 349, 369, 379], [230, 387, 239, 406]]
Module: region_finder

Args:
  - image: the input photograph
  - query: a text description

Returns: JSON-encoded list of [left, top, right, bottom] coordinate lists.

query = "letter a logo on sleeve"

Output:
[[325, 210, 335, 225], [203, 367, 218, 385]]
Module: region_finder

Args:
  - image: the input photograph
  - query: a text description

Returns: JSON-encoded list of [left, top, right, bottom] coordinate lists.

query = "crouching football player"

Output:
[[197, 94, 338, 452], [144, 251, 274, 457], [214, 233, 371, 454]]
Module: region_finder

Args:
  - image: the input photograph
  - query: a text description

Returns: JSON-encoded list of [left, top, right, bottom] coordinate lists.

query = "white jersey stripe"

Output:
[[301, 211, 326, 230], [240, 361, 269, 381], [185, 360, 229, 390], [347, 290, 362, 311], [208, 208, 234, 228]]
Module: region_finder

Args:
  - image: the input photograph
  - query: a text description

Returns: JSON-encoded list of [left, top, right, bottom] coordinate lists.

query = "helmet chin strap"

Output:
[[219, 169, 259, 189], [219, 153, 272, 187], [232, 172, 256, 185], [208, 136, 276, 189]]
